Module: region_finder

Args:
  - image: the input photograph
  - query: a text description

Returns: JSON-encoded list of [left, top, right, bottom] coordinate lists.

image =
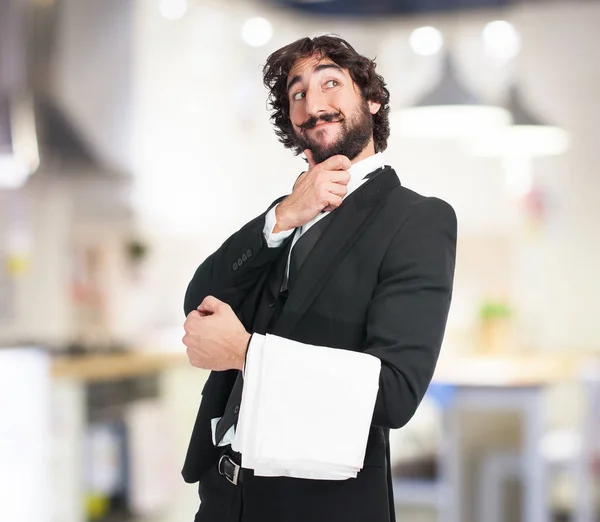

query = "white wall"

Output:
[[508, 2, 600, 350], [0, 177, 72, 345], [0, 169, 137, 346]]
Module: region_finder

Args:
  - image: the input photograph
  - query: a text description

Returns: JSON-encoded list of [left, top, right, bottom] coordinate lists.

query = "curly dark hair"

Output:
[[262, 35, 390, 155]]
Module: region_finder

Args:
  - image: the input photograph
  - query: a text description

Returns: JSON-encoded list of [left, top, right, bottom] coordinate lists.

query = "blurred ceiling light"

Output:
[[0, 94, 39, 190], [409, 26, 443, 56], [242, 17, 273, 47], [483, 20, 521, 61], [467, 85, 570, 157], [393, 55, 511, 139], [159, 0, 187, 21], [466, 85, 570, 198]]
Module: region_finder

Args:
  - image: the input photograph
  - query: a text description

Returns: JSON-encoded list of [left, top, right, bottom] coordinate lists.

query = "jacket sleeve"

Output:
[[366, 197, 457, 429], [183, 196, 288, 316]]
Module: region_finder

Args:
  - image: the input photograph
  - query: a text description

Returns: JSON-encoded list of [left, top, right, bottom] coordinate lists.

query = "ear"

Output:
[[368, 100, 381, 115]]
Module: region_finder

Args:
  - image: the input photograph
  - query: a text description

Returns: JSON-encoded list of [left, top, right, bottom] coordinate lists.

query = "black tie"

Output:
[[286, 213, 330, 291]]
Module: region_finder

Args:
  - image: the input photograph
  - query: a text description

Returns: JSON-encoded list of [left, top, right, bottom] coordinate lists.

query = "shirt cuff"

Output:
[[242, 333, 265, 377], [264, 205, 294, 248]]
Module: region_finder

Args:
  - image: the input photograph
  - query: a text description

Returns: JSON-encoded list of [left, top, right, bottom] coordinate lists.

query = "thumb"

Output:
[[293, 171, 306, 190], [198, 295, 223, 315], [304, 149, 316, 169]]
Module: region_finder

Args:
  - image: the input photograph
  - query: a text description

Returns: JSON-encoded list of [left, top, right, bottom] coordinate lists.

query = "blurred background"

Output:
[[1, 0, 599, 521]]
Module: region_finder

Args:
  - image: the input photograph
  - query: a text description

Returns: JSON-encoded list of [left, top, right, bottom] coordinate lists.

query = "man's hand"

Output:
[[182, 296, 251, 371], [273, 149, 351, 233]]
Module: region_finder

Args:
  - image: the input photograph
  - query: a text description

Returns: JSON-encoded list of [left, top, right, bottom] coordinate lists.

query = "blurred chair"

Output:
[[391, 383, 456, 517], [477, 362, 600, 522]]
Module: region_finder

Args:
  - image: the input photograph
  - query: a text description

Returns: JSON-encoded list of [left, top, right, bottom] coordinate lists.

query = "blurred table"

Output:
[[430, 353, 585, 522], [433, 353, 581, 387], [51, 351, 188, 381]]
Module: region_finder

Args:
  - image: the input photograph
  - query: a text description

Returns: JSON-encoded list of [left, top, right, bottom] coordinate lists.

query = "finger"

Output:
[[198, 295, 223, 314], [320, 154, 351, 171], [293, 171, 306, 190], [328, 182, 348, 198], [304, 149, 316, 169], [325, 194, 344, 210], [185, 310, 202, 331], [184, 313, 201, 334], [327, 169, 351, 185]]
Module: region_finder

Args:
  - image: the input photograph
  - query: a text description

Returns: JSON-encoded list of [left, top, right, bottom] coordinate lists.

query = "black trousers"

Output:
[[194, 449, 391, 522]]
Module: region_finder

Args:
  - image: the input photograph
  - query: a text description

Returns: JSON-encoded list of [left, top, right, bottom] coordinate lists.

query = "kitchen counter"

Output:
[[51, 351, 189, 381]]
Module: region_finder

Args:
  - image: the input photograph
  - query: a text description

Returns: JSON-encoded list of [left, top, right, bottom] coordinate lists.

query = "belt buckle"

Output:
[[218, 454, 240, 485]]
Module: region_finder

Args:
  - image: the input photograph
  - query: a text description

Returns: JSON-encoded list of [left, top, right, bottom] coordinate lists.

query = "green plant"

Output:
[[126, 238, 148, 263], [479, 301, 512, 320]]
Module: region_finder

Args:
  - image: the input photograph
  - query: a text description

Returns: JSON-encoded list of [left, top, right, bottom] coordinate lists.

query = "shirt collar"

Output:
[[347, 152, 384, 189], [314, 152, 385, 217]]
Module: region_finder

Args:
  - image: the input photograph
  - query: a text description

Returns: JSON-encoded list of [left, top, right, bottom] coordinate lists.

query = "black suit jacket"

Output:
[[182, 167, 457, 522]]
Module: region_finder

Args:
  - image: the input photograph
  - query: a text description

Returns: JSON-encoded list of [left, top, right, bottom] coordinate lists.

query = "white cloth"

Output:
[[234, 333, 381, 480]]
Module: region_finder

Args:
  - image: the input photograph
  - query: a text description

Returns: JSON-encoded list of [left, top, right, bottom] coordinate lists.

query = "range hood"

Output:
[[0, 0, 114, 190]]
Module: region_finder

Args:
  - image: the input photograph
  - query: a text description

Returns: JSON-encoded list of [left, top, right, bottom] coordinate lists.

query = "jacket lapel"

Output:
[[274, 167, 400, 338]]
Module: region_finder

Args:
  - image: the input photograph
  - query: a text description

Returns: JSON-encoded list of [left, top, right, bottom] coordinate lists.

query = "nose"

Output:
[[305, 87, 328, 118]]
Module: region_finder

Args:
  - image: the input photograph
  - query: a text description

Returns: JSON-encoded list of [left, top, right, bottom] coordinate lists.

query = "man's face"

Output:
[[286, 54, 381, 164]]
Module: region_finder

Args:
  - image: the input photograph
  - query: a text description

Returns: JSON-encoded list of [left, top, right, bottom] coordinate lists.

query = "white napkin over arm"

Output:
[[235, 333, 381, 480]]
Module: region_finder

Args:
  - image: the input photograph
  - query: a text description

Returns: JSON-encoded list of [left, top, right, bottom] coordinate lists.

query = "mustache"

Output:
[[299, 112, 343, 131]]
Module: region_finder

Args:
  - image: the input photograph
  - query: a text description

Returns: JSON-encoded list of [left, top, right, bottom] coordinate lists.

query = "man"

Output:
[[182, 35, 457, 522]]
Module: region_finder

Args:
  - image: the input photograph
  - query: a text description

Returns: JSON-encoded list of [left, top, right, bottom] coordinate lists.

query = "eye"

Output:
[[292, 91, 305, 101], [325, 79, 339, 89]]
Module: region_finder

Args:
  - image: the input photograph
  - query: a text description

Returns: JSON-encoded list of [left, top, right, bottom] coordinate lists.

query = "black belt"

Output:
[[218, 451, 243, 485]]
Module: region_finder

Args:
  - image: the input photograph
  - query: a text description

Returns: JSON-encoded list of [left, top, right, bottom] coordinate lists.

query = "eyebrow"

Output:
[[286, 63, 344, 93]]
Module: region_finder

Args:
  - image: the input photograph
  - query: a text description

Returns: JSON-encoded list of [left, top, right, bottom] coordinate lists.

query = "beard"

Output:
[[295, 100, 374, 165]]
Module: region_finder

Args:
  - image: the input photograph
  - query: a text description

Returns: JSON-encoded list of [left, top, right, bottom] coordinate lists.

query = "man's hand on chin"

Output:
[[273, 149, 350, 233], [182, 296, 251, 371]]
